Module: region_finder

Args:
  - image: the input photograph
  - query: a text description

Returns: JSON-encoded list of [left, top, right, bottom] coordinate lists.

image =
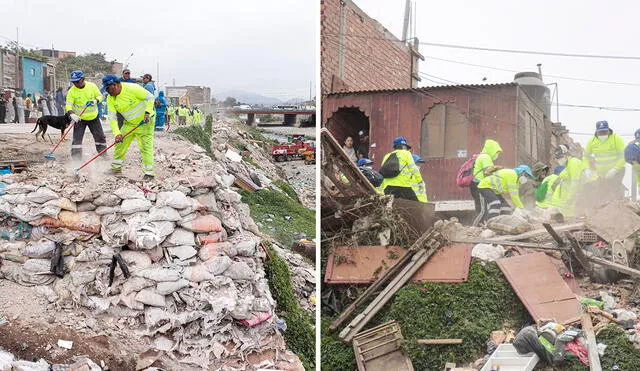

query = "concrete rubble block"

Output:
[[156, 190, 191, 209], [76, 202, 96, 212], [70, 269, 97, 286], [225, 149, 242, 163], [176, 185, 192, 195], [121, 276, 156, 296], [183, 264, 216, 283], [120, 198, 152, 214], [221, 174, 236, 187], [0, 349, 15, 370], [95, 205, 121, 215], [184, 176, 218, 189], [167, 245, 198, 261], [252, 297, 272, 312], [144, 307, 171, 328], [25, 187, 59, 203], [93, 193, 122, 207], [136, 288, 166, 307], [136, 267, 181, 282], [179, 214, 223, 233], [194, 193, 219, 213], [235, 240, 257, 257], [203, 255, 233, 275], [152, 336, 175, 352], [230, 295, 255, 320], [199, 242, 231, 261], [224, 261, 255, 281], [43, 197, 76, 212], [10, 359, 50, 371], [148, 206, 182, 222], [156, 279, 190, 295], [114, 187, 145, 200], [190, 188, 210, 197], [120, 251, 153, 272], [216, 189, 242, 204], [164, 228, 196, 247]]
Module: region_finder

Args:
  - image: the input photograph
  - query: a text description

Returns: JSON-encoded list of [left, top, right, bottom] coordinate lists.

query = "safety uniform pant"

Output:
[[473, 188, 511, 226], [470, 181, 481, 214], [384, 185, 419, 202], [71, 117, 107, 160], [155, 111, 166, 131], [111, 119, 155, 176]]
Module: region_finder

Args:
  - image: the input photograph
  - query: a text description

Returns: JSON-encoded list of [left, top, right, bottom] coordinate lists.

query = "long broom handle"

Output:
[[49, 105, 89, 153], [76, 121, 145, 171]]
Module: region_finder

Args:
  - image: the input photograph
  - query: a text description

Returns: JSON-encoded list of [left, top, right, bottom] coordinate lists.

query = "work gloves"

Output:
[[70, 113, 81, 123], [605, 168, 619, 179], [86, 100, 97, 107]]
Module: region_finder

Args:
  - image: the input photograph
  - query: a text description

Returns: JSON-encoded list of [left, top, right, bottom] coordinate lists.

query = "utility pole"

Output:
[[402, 0, 411, 42], [15, 27, 20, 91]]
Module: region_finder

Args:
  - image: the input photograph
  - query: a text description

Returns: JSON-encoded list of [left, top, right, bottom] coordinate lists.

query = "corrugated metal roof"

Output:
[[326, 82, 518, 96]]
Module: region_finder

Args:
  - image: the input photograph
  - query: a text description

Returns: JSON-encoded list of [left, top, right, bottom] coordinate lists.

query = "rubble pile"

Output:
[[0, 127, 307, 370]]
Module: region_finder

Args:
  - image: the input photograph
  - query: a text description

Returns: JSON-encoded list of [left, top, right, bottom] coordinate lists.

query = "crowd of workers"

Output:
[[347, 120, 639, 226]]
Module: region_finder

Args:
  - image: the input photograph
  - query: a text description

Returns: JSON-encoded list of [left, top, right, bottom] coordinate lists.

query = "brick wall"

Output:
[[321, 0, 413, 94]]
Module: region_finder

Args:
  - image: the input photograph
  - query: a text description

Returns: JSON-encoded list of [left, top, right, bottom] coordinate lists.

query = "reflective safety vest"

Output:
[[411, 180, 428, 202], [473, 139, 502, 182], [535, 174, 559, 208], [378, 149, 422, 189], [584, 133, 625, 177], [107, 82, 155, 136], [65, 81, 102, 120], [478, 168, 524, 208], [551, 156, 585, 216]]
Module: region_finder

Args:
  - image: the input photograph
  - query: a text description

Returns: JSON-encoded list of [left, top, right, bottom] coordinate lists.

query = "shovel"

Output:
[[74, 120, 146, 173], [44, 105, 90, 161]]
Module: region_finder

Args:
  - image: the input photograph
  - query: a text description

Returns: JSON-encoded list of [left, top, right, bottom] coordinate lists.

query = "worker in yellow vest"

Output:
[[470, 139, 503, 214], [536, 165, 563, 209], [551, 145, 586, 217], [583, 120, 626, 200], [102, 75, 156, 180], [473, 166, 530, 226], [378, 137, 422, 201], [411, 154, 428, 203], [66, 70, 107, 160]]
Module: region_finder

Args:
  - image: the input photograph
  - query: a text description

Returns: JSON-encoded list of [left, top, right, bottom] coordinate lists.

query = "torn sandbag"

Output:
[[95, 205, 121, 215], [3, 183, 37, 194], [1, 193, 27, 204], [136, 267, 181, 282], [234, 240, 257, 257], [25, 187, 59, 203], [23, 239, 56, 258], [183, 265, 216, 282], [129, 221, 174, 250], [224, 261, 255, 281], [167, 245, 197, 260], [197, 230, 228, 246], [163, 228, 195, 247], [199, 242, 232, 261], [203, 255, 232, 275], [76, 202, 96, 211], [120, 251, 152, 272], [148, 206, 182, 222], [178, 198, 205, 217], [194, 193, 219, 213], [179, 214, 223, 233], [43, 197, 76, 212], [101, 214, 128, 246], [156, 279, 190, 295], [93, 193, 121, 206], [121, 276, 155, 296], [156, 190, 191, 209], [136, 288, 166, 307], [31, 211, 100, 233], [120, 198, 152, 214], [113, 186, 145, 200], [183, 176, 219, 189], [486, 214, 533, 235], [12, 203, 61, 222]]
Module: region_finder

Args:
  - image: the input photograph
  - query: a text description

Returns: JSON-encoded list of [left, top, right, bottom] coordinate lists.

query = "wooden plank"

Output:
[[587, 254, 640, 278], [416, 339, 463, 345], [581, 313, 602, 371], [490, 223, 584, 242], [451, 238, 564, 251], [329, 229, 435, 332]]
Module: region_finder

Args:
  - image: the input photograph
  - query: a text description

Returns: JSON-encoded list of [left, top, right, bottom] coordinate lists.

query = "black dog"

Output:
[[31, 112, 72, 141]]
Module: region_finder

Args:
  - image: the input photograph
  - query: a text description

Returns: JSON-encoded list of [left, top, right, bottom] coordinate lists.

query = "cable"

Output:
[[553, 103, 640, 112]]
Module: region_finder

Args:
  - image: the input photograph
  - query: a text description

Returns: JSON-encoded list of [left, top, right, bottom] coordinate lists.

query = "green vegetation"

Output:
[[560, 324, 640, 370], [264, 241, 315, 370], [320, 262, 531, 370], [242, 154, 262, 169], [321, 318, 355, 370], [173, 124, 214, 159], [238, 187, 314, 248], [53, 52, 115, 82], [273, 180, 300, 202], [241, 124, 279, 145], [204, 114, 213, 136]]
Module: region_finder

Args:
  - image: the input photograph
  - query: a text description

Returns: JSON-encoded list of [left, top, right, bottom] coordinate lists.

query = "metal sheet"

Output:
[[585, 200, 640, 243], [497, 252, 582, 324], [324, 244, 471, 284]]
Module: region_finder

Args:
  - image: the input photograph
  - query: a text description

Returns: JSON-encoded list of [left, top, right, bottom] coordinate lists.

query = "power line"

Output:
[[553, 103, 640, 112], [424, 55, 640, 87]]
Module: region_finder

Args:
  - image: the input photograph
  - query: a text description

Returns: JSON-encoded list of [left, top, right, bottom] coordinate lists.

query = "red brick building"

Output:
[[320, 0, 421, 94], [323, 83, 553, 201]]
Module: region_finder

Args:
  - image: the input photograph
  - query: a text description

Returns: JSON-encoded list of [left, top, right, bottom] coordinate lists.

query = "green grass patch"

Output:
[[273, 180, 300, 203], [241, 124, 279, 145], [173, 124, 214, 158], [264, 242, 315, 370], [321, 316, 356, 370], [238, 187, 314, 248], [242, 155, 262, 169], [204, 114, 213, 136]]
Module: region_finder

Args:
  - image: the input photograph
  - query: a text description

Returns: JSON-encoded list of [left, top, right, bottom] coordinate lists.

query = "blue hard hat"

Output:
[[595, 120, 610, 131], [635, 128, 640, 140], [393, 137, 411, 149], [69, 70, 84, 82], [357, 158, 374, 167], [514, 165, 533, 177], [553, 165, 566, 175], [102, 74, 120, 88], [412, 154, 425, 163], [625, 142, 640, 164]]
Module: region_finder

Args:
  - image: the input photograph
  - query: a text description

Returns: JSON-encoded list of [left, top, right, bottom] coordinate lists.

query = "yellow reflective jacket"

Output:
[[535, 174, 559, 208], [65, 81, 102, 120], [551, 156, 585, 216], [584, 133, 625, 177], [473, 139, 502, 182], [411, 180, 428, 202], [378, 149, 421, 189], [107, 82, 155, 136], [478, 168, 523, 208]]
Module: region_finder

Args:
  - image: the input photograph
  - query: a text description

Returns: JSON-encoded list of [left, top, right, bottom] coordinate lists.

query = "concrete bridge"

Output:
[[219, 108, 315, 125]]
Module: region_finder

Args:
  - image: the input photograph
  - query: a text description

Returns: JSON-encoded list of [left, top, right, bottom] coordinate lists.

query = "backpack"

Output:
[[379, 152, 402, 178], [456, 154, 479, 188], [360, 168, 384, 187], [154, 99, 161, 108]]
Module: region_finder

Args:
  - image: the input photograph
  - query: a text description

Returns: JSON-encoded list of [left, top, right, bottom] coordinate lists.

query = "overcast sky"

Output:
[[356, 0, 640, 147], [0, 0, 316, 101]]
